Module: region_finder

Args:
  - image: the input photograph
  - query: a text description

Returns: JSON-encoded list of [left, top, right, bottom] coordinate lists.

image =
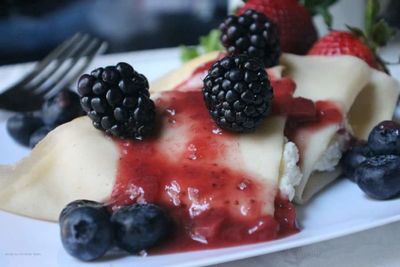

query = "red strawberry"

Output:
[[237, 0, 318, 55], [308, 0, 396, 73], [308, 31, 379, 68]]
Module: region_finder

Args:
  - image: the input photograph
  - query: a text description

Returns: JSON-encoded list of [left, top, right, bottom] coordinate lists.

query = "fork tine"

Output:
[[35, 38, 101, 96], [48, 40, 108, 94], [29, 34, 92, 91], [15, 33, 83, 88], [42, 39, 107, 99]]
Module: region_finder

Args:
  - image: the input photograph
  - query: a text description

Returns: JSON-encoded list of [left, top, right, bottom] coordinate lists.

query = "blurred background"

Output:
[[0, 0, 399, 66], [0, 0, 228, 65]]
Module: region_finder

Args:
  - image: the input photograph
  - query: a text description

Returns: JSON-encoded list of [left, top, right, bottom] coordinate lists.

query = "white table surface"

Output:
[[1, 46, 400, 267]]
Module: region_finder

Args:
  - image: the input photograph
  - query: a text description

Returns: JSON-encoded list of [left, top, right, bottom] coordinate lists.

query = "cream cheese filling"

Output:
[[279, 140, 302, 201]]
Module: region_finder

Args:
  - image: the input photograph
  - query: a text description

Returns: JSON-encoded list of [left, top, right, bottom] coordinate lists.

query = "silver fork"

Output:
[[0, 33, 107, 112]]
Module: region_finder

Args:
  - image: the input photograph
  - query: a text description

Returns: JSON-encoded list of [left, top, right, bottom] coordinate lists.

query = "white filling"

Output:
[[279, 141, 302, 201], [313, 133, 350, 172], [279, 132, 350, 201]]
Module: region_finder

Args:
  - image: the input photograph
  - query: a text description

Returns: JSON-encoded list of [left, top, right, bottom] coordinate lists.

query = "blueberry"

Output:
[[368, 120, 400, 155], [60, 205, 113, 261], [59, 200, 107, 226], [341, 141, 371, 181], [29, 126, 53, 148], [6, 113, 44, 147], [111, 204, 170, 253], [354, 155, 400, 200], [42, 90, 83, 126]]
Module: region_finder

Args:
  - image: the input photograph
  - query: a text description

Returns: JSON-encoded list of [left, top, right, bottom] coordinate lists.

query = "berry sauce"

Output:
[[109, 58, 343, 253], [175, 53, 225, 92], [110, 91, 298, 253], [268, 75, 343, 152]]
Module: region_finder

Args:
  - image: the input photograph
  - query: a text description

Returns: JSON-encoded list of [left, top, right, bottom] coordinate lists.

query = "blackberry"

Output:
[[219, 9, 280, 67], [203, 54, 273, 132], [77, 63, 155, 139]]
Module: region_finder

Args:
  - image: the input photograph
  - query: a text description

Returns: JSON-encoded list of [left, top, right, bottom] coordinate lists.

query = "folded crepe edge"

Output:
[[286, 55, 400, 204], [151, 51, 221, 93], [0, 117, 118, 221]]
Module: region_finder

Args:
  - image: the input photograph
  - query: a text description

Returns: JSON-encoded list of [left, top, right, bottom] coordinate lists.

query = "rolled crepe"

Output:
[[281, 54, 400, 203], [0, 53, 398, 222], [0, 102, 288, 222], [152, 52, 400, 204]]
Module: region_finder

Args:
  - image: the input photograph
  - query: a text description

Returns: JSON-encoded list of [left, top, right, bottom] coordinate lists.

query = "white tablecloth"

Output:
[[1, 46, 400, 267]]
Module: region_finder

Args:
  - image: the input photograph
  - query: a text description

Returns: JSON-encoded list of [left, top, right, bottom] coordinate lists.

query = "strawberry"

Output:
[[308, 31, 379, 68], [237, 0, 318, 55], [308, 0, 396, 72]]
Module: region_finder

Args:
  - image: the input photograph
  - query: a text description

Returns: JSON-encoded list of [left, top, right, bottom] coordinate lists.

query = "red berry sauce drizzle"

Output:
[[269, 74, 343, 155], [109, 58, 343, 253], [174, 53, 225, 92]]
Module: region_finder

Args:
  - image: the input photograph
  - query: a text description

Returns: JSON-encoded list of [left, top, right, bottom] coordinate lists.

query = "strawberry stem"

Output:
[[299, 0, 338, 29], [364, 0, 380, 40], [364, 0, 396, 50]]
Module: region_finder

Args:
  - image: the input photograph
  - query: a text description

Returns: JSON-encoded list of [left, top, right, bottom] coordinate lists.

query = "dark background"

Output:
[[0, 0, 228, 65], [0, 0, 399, 66]]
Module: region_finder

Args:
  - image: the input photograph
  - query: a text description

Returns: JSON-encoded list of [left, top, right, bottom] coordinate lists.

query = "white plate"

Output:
[[1, 48, 400, 267]]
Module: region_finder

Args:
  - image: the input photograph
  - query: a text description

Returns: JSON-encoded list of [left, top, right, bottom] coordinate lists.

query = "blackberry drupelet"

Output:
[[203, 54, 273, 132], [77, 63, 155, 139], [219, 9, 280, 67]]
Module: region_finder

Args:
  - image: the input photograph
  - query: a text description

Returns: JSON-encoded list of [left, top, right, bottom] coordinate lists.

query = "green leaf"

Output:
[[180, 29, 224, 62], [300, 0, 338, 15], [315, 6, 333, 29], [199, 29, 223, 53], [365, 0, 380, 39], [299, 0, 338, 15], [180, 46, 200, 62], [346, 25, 366, 39], [371, 19, 396, 47], [299, 0, 338, 29]]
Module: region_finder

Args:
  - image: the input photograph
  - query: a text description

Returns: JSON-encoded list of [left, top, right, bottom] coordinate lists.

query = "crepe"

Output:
[[281, 54, 399, 203], [0, 118, 118, 221], [152, 52, 400, 203], [0, 104, 288, 222], [0, 52, 398, 222]]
